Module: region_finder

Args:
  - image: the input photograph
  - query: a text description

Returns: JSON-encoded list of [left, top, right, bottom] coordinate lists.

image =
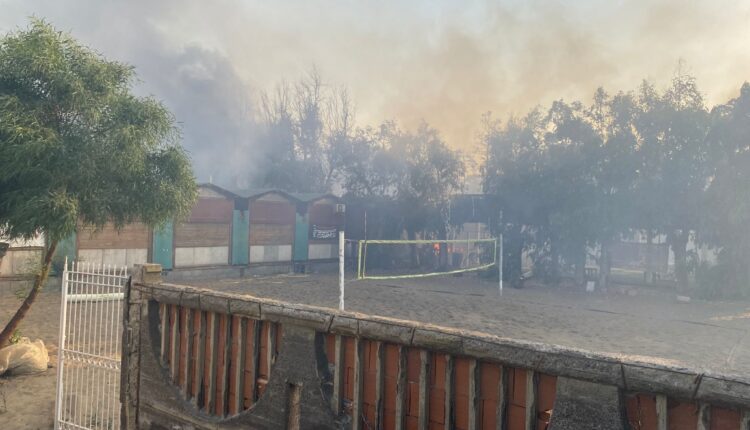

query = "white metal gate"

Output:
[[54, 260, 129, 430]]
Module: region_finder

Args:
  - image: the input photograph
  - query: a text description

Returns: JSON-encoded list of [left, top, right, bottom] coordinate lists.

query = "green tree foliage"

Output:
[[0, 20, 197, 346], [483, 70, 750, 297], [702, 83, 750, 296], [633, 74, 711, 292]]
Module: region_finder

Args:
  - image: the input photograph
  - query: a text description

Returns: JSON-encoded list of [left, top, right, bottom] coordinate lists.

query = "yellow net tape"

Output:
[[357, 238, 497, 280]]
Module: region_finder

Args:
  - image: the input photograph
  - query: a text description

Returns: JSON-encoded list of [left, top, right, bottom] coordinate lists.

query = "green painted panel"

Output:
[[232, 209, 249, 265], [293, 212, 309, 261], [52, 232, 77, 274], [152, 221, 174, 270]]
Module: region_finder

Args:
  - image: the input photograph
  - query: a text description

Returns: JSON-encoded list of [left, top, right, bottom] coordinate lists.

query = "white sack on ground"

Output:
[[0, 337, 49, 376]]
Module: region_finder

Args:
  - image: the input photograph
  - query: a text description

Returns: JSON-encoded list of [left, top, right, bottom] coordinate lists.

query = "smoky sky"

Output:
[[2, 0, 749, 183]]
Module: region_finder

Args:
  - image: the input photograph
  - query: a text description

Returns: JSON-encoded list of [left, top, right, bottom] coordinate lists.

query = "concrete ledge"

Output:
[[622, 363, 699, 400], [412, 328, 464, 355], [133, 280, 750, 409], [359, 319, 414, 344], [229, 298, 261, 319], [695, 375, 750, 407], [261, 303, 332, 331], [199, 291, 233, 314], [330, 315, 359, 336]]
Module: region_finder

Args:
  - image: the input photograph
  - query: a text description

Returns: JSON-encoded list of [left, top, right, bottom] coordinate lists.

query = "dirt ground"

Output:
[[0, 278, 60, 430], [188, 273, 750, 377], [1, 273, 749, 429]]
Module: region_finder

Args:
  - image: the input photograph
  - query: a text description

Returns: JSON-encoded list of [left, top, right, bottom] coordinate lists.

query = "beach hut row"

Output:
[[0, 184, 344, 278]]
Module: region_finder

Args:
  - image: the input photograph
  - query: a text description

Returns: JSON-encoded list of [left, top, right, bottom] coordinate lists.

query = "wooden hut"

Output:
[[171, 184, 236, 268], [292, 194, 345, 267], [0, 235, 45, 278], [76, 223, 151, 267], [247, 190, 297, 266]]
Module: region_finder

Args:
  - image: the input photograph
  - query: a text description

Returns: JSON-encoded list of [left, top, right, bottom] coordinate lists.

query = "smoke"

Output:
[[2, 0, 749, 180], [0, 0, 260, 184]]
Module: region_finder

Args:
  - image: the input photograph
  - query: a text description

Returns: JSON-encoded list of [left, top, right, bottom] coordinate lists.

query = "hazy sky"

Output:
[[2, 0, 749, 180]]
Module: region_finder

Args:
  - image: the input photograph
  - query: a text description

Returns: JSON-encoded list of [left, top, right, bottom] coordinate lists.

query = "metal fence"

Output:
[[55, 260, 129, 430]]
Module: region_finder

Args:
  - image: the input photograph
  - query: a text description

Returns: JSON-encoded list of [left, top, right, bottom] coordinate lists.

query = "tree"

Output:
[[483, 110, 548, 287], [702, 83, 750, 296], [258, 69, 350, 193], [0, 20, 197, 347], [633, 74, 710, 293]]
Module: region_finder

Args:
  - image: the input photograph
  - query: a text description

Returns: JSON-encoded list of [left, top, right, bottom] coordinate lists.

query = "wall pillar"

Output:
[[231, 209, 249, 265], [152, 222, 173, 270]]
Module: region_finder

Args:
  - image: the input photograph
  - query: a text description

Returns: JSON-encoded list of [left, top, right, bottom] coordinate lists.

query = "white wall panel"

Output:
[[309, 243, 337, 260], [79, 248, 147, 268], [0, 249, 43, 276], [249, 244, 293, 263], [175, 246, 228, 267]]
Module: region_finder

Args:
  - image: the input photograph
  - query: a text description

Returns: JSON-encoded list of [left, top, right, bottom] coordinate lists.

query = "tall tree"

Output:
[[703, 83, 750, 296], [483, 110, 548, 287], [633, 73, 710, 293], [0, 20, 197, 346]]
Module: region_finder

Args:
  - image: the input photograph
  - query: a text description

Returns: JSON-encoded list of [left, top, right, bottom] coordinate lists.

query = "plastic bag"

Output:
[[0, 337, 49, 376]]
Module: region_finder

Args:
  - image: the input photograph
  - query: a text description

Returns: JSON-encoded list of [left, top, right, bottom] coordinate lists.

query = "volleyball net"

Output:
[[355, 238, 498, 280]]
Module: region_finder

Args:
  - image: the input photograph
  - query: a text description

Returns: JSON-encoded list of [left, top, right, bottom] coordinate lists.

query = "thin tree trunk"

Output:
[[549, 237, 560, 283], [505, 224, 524, 289], [670, 230, 690, 295], [598, 239, 611, 290], [408, 229, 418, 268], [644, 229, 654, 285], [0, 240, 58, 348], [574, 246, 586, 286]]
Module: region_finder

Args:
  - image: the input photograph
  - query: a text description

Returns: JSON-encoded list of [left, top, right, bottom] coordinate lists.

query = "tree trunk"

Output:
[[503, 224, 524, 289], [549, 237, 560, 284], [598, 239, 611, 291], [407, 229, 418, 268], [644, 230, 654, 285], [0, 240, 58, 348], [574, 246, 586, 286], [670, 230, 690, 295]]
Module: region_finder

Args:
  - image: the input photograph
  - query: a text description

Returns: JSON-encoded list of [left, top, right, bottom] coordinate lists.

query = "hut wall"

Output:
[[174, 187, 233, 267], [307, 197, 343, 260], [77, 223, 150, 267], [0, 236, 45, 277], [248, 193, 295, 264]]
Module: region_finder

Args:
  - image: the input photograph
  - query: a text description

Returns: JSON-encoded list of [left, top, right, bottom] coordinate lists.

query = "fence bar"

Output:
[[525, 370, 538, 430], [394, 345, 407, 430], [352, 337, 364, 430], [697, 403, 711, 430], [331, 335, 344, 414], [374, 341, 384, 428], [418, 350, 430, 430], [468, 359, 479, 430], [444, 355, 454, 430], [496, 365, 509, 430]]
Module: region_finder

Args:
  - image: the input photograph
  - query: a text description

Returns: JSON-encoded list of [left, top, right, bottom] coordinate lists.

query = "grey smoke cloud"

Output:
[[1, 0, 749, 181]]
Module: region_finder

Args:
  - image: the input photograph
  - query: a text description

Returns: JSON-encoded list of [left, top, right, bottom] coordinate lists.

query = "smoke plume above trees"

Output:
[[1, 0, 749, 184]]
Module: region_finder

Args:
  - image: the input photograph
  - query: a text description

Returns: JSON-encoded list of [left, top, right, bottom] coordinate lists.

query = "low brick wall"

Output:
[[121, 265, 750, 429]]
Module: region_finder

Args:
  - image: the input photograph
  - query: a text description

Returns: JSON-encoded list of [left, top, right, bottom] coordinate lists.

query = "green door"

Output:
[[293, 213, 309, 262], [152, 221, 174, 270], [231, 209, 249, 265]]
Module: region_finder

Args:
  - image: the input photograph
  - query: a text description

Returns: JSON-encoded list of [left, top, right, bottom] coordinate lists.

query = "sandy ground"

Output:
[[0, 278, 60, 430], [188, 273, 750, 377], [1, 273, 748, 429]]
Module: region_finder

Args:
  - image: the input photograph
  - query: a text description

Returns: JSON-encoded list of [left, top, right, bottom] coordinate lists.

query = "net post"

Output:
[[339, 230, 345, 311], [498, 235, 503, 296], [357, 240, 362, 279]]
